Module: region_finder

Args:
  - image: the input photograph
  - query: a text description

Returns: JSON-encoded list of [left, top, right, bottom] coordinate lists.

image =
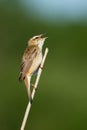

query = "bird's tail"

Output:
[[18, 73, 22, 81], [24, 76, 31, 99], [18, 72, 25, 81]]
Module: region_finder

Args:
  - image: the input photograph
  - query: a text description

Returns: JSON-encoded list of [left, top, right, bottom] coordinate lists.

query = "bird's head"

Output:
[[28, 34, 47, 48]]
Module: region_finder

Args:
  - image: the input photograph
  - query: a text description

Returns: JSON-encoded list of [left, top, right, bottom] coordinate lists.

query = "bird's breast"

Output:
[[27, 52, 42, 76]]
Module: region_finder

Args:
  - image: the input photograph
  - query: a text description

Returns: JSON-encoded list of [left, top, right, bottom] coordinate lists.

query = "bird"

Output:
[[19, 34, 47, 100]]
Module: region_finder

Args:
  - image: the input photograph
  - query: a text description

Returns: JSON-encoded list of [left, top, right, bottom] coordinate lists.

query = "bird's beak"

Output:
[[40, 34, 48, 39]]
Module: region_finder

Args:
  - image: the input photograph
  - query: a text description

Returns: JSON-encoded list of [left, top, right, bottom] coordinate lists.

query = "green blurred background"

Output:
[[0, 0, 87, 130]]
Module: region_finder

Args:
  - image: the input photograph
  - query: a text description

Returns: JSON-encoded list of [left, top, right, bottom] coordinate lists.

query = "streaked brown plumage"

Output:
[[19, 45, 40, 81], [19, 34, 47, 99]]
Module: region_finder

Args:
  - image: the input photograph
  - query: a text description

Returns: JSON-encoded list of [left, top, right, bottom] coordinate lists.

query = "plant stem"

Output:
[[20, 48, 49, 130]]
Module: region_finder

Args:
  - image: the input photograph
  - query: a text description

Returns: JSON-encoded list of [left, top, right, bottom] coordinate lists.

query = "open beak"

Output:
[[40, 33, 48, 39]]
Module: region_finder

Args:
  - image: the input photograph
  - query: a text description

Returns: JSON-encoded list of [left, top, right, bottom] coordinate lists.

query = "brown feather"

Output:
[[19, 45, 39, 81]]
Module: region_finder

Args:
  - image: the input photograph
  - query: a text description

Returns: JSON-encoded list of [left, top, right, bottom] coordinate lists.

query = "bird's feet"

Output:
[[39, 64, 43, 70], [31, 83, 37, 91]]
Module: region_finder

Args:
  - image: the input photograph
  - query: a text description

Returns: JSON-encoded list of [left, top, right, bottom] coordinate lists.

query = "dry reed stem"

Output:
[[20, 48, 49, 130]]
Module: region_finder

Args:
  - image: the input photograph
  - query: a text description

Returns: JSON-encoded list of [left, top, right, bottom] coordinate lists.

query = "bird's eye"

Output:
[[34, 36, 38, 40]]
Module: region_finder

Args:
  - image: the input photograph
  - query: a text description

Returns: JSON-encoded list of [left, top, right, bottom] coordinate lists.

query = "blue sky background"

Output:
[[19, 0, 87, 22]]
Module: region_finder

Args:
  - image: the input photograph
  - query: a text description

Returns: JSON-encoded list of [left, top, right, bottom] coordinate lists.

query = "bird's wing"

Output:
[[19, 46, 39, 81]]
